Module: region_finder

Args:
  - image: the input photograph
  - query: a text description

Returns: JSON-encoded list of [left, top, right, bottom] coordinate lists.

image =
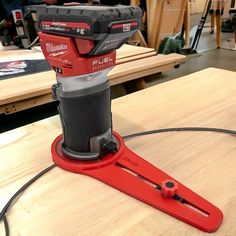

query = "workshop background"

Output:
[[1, 1, 236, 236]]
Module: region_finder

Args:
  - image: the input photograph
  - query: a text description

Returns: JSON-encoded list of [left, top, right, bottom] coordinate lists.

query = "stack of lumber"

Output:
[[0, 44, 185, 114]]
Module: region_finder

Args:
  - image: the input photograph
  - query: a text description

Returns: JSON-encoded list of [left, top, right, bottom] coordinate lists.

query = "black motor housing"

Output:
[[53, 81, 113, 160]]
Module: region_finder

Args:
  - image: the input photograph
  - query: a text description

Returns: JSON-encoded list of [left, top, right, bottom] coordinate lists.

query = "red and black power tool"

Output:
[[38, 5, 223, 232]]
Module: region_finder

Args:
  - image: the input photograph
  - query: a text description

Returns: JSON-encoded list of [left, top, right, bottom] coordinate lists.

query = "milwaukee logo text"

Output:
[[46, 43, 68, 52]]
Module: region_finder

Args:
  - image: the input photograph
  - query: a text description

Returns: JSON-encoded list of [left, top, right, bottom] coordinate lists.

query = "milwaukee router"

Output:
[[37, 5, 223, 232]]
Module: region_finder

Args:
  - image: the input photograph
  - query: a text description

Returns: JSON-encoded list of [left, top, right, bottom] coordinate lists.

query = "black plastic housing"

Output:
[[37, 5, 142, 55], [57, 83, 111, 154], [37, 5, 142, 34]]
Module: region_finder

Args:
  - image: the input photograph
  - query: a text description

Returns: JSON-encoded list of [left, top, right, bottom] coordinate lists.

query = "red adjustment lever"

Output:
[[161, 179, 178, 198], [52, 131, 223, 232]]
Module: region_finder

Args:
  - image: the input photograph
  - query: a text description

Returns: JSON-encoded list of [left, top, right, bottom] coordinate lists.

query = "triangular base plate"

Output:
[[52, 131, 223, 232]]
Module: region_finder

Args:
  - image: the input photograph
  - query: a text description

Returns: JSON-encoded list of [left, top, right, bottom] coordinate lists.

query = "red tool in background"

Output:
[[38, 5, 223, 232]]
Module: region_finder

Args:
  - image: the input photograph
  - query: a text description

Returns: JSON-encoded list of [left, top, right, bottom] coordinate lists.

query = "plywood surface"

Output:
[[1, 68, 236, 235]]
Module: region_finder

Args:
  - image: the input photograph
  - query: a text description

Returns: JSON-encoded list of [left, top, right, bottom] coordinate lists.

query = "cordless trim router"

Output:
[[38, 5, 223, 232]]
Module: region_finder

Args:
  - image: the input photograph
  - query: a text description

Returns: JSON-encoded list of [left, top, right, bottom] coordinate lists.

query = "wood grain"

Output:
[[1, 68, 236, 235]]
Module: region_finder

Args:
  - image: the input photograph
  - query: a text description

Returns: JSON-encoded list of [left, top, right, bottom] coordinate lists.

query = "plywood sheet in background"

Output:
[[147, 0, 187, 50], [190, 0, 206, 14], [160, 0, 187, 38]]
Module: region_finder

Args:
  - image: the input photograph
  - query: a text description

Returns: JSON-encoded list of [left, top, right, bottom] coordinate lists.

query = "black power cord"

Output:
[[1, 163, 56, 236], [123, 127, 236, 139], [1, 126, 236, 235], [2, 215, 9, 236]]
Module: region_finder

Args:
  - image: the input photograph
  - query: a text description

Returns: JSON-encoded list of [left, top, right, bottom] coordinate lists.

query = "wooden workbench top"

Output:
[[1, 67, 236, 235], [0, 44, 185, 114]]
